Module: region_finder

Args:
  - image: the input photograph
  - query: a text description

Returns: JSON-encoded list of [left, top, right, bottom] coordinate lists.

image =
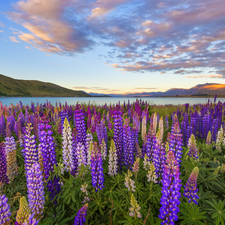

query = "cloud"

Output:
[[0, 30, 4, 33], [0, 22, 4, 27], [134, 87, 157, 89], [9, 36, 20, 43], [5, 0, 225, 75], [186, 74, 223, 78]]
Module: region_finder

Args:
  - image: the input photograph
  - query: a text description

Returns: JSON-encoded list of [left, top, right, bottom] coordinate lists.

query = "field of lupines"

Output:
[[1, 98, 225, 225]]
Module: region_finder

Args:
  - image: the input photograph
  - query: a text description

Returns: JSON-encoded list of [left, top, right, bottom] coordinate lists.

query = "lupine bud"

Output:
[[206, 131, 211, 145], [129, 193, 142, 218], [143, 154, 150, 171], [183, 167, 199, 204], [16, 196, 30, 224], [141, 116, 146, 141], [0, 194, 11, 225], [153, 113, 157, 133], [159, 117, 164, 142], [100, 139, 107, 160], [147, 163, 157, 183], [220, 164, 225, 173], [132, 158, 140, 173], [74, 203, 88, 225]]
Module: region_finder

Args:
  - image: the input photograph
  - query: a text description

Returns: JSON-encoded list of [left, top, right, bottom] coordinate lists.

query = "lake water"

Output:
[[0, 96, 224, 107]]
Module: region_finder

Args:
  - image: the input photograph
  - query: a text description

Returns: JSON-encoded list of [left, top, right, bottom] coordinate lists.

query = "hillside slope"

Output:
[[0, 74, 90, 97]]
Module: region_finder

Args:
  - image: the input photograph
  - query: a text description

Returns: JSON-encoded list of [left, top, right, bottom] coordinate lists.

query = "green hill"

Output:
[[0, 74, 91, 97]]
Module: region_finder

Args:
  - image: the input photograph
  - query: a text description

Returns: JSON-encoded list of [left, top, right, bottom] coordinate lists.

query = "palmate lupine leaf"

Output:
[[206, 199, 225, 225], [180, 203, 206, 225]]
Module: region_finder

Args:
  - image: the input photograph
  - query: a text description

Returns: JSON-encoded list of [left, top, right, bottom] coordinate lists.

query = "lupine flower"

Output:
[[108, 140, 118, 177], [146, 124, 156, 162], [113, 106, 123, 170], [75, 142, 87, 169], [143, 154, 150, 171], [0, 144, 8, 188], [132, 158, 140, 173], [129, 193, 142, 218], [124, 170, 136, 192], [27, 163, 45, 219], [141, 116, 146, 141], [169, 122, 183, 163], [23, 123, 38, 174], [153, 113, 158, 133], [80, 182, 90, 204], [62, 118, 75, 172], [216, 125, 224, 152], [5, 136, 18, 182], [220, 164, 225, 173], [159, 151, 182, 224], [100, 139, 107, 160], [85, 133, 93, 166], [74, 203, 88, 225], [38, 118, 61, 203], [90, 143, 104, 191], [0, 194, 11, 225], [147, 163, 157, 183], [183, 167, 199, 204], [16, 196, 30, 224], [187, 134, 198, 159], [159, 117, 164, 142], [136, 142, 142, 158]]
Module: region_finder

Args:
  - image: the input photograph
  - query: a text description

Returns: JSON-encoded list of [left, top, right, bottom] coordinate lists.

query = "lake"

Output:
[[0, 96, 224, 107]]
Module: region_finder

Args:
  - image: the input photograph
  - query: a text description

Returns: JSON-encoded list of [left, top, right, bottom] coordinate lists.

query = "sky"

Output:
[[0, 0, 225, 94]]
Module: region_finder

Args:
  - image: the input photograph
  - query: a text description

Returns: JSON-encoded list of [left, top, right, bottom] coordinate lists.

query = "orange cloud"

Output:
[[9, 36, 20, 43]]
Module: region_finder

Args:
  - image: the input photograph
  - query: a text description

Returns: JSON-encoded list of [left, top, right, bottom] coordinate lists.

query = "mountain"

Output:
[[0, 74, 90, 97], [87, 83, 225, 97]]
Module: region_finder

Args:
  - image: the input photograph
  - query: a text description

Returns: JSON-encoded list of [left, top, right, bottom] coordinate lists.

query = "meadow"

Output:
[[0, 99, 225, 225]]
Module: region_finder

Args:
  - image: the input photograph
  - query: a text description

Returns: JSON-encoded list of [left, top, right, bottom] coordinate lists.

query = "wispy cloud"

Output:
[[134, 87, 157, 89], [9, 36, 20, 43], [0, 30, 4, 33], [186, 74, 223, 78]]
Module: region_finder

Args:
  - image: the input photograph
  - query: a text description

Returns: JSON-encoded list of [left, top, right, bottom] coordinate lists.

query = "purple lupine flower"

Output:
[[74, 203, 88, 225], [38, 117, 61, 203], [33, 113, 39, 139], [23, 123, 38, 174], [90, 143, 104, 192], [0, 194, 11, 225], [113, 105, 123, 170], [74, 103, 87, 151], [146, 124, 157, 162], [0, 143, 8, 188], [27, 163, 45, 218], [169, 122, 183, 163], [123, 121, 134, 169], [183, 167, 199, 204], [0, 115, 6, 137], [7, 115, 15, 133], [59, 110, 69, 129], [75, 142, 87, 169], [159, 151, 182, 224]]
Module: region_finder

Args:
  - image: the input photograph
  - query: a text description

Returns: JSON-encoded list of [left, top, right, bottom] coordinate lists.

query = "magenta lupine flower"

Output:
[[90, 143, 104, 192], [23, 123, 38, 174], [27, 163, 45, 218], [159, 151, 182, 224], [74, 203, 88, 225], [0, 194, 11, 225], [183, 167, 199, 204], [0, 144, 9, 187], [169, 122, 183, 163]]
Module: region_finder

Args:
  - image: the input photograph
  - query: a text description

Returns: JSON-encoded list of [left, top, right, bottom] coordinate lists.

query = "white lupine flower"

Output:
[[153, 113, 157, 133], [76, 142, 87, 168], [62, 118, 74, 172], [217, 125, 224, 152], [143, 154, 151, 171], [147, 163, 157, 183], [142, 116, 146, 141], [100, 139, 107, 160], [108, 140, 118, 177], [124, 170, 136, 192], [159, 116, 164, 142]]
